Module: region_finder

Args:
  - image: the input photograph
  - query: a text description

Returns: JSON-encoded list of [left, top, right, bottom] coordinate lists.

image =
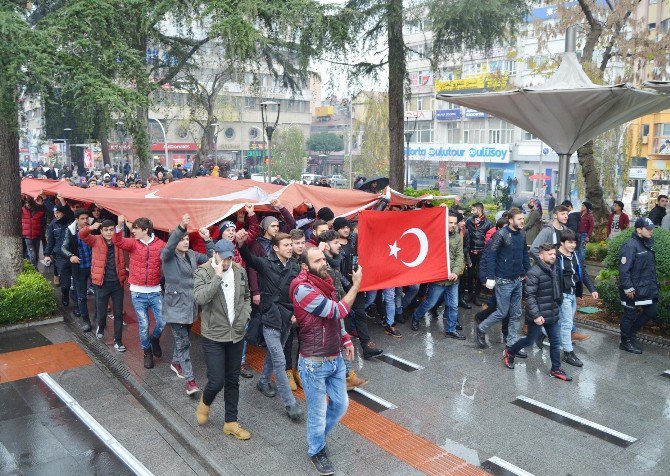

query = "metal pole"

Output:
[[557, 153, 571, 203], [565, 26, 577, 53], [149, 118, 168, 170], [349, 100, 354, 187]]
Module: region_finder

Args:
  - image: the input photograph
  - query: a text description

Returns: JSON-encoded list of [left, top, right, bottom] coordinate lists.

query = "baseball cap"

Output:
[[213, 239, 235, 258], [333, 217, 351, 231], [634, 217, 655, 230]]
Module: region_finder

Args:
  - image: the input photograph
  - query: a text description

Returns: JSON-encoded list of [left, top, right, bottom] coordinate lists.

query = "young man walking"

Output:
[[162, 214, 215, 395], [465, 202, 493, 306], [45, 204, 73, 308], [477, 208, 530, 351], [607, 200, 629, 238], [61, 209, 93, 331], [113, 215, 166, 369], [290, 247, 362, 476], [530, 205, 569, 261], [194, 240, 252, 440], [411, 212, 465, 340], [503, 244, 572, 381], [618, 218, 659, 354], [78, 220, 127, 351]]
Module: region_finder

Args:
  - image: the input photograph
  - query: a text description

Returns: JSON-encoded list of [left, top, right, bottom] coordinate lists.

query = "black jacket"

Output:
[[465, 215, 493, 253], [239, 243, 300, 332], [45, 214, 73, 260], [618, 233, 659, 305], [525, 259, 562, 324], [485, 226, 530, 281], [648, 205, 667, 227]]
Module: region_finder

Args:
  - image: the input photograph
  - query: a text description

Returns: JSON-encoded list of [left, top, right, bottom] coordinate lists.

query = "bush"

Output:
[[585, 241, 608, 262], [0, 261, 57, 325]]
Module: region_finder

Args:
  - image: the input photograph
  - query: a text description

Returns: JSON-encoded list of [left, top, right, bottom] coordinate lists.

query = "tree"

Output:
[[271, 126, 306, 181], [307, 132, 345, 155], [353, 92, 390, 178], [341, 0, 529, 190]]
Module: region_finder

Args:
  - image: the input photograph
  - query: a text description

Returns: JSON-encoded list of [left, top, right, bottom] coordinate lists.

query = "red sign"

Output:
[[151, 142, 198, 152], [83, 149, 94, 169]]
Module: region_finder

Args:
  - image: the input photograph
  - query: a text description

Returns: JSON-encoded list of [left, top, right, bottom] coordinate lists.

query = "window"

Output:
[[249, 128, 260, 140], [661, 19, 670, 33], [487, 119, 515, 143], [523, 131, 538, 140], [417, 96, 424, 110], [643, 124, 650, 137], [176, 125, 189, 139], [462, 62, 483, 78], [649, 22, 656, 30], [463, 120, 485, 143], [245, 97, 258, 109], [415, 121, 433, 143], [444, 122, 460, 143], [224, 127, 235, 140]]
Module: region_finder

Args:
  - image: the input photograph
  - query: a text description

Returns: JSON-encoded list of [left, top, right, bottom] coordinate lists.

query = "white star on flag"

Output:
[[388, 241, 401, 259]]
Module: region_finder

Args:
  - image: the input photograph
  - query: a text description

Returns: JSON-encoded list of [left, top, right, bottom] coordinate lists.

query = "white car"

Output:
[[301, 173, 323, 185], [328, 175, 347, 188], [250, 173, 266, 183]]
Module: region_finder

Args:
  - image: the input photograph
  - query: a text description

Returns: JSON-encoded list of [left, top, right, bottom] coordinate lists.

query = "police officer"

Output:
[[618, 217, 659, 354]]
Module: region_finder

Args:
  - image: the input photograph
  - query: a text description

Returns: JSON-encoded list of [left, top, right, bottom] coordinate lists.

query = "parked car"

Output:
[[328, 175, 347, 188], [250, 173, 266, 183], [301, 173, 323, 185]]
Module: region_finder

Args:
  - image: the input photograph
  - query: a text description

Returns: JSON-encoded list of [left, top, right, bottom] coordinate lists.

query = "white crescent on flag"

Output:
[[400, 228, 429, 268]]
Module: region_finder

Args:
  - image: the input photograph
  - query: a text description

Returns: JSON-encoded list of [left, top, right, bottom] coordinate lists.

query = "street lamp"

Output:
[[63, 128, 72, 170], [404, 115, 418, 188], [148, 117, 169, 169], [261, 101, 280, 183], [210, 122, 219, 166]]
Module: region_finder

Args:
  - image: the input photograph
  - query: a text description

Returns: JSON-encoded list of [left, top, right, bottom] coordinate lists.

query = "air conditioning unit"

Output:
[[642, 136, 649, 144]]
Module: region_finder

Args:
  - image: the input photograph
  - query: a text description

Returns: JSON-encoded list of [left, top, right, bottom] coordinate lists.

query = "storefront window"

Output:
[[652, 123, 670, 154]]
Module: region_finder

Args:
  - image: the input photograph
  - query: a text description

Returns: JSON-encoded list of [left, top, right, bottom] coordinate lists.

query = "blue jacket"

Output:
[[484, 226, 530, 280]]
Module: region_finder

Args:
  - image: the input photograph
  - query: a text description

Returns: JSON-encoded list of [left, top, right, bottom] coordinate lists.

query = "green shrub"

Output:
[[585, 241, 608, 262], [0, 261, 57, 325], [602, 227, 670, 278]]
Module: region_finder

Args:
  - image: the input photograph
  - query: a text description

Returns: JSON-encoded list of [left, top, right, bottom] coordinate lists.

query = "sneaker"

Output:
[[310, 448, 335, 476], [73, 309, 81, 318], [394, 312, 406, 324], [516, 348, 527, 358], [384, 324, 402, 338], [150, 336, 162, 358], [240, 363, 254, 378], [475, 327, 488, 348], [223, 421, 251, 440], [445, 331, 466, 340], [81, 320, 91, 332], [503, 348, 515, 369], [562, 351, 583, 367], [95, 326, 103, 340], [143, 348, 154, 369], [256, 380, 276, 398], [550, 368, 572, 381], [285, 402, 304, 421], [87, 287, 94, 295], [286, 370, 297, 391], [114, 342, 126, 352], [171, 362, 185, 378], [186, 379, 200, 396], [410, 319, 420, 331]]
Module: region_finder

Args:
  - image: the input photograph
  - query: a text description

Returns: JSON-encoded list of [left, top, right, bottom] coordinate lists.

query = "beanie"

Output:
[[260, 215, 279, 230]]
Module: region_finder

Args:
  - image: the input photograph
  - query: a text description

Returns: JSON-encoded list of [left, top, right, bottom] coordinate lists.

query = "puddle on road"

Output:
[[441, 436, 480, 466]]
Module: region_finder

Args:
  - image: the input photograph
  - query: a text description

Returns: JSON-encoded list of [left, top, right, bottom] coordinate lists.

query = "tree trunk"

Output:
[[577, 141, 609, 241], [100, 125, 111, 167], [134, 105, 152, 180], [0, 113, 24, 287], [387, 0, 405, 191]]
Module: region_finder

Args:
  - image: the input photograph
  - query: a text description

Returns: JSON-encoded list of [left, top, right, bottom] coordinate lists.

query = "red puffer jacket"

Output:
[[112, 230, 165, 286], [22, 207, 45, 239], [78, 226, 127, 286]]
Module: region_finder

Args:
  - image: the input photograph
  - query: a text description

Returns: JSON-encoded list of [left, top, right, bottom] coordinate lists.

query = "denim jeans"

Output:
[[509, 319, 561, 371], [130, 291, 165, 350], [260, 326, 296, 407], [412, 283, 459, 333], [24, 237, 42, 266], [559, 293, 577, 352], [365, 288, 395, 326], [298, 354, 348, 457], [578, 232, 587, 265], [479, 278, 523, 345], [171, 323, 193, 380], [202, 337, 243, 422], [394, 284, 420, 315]]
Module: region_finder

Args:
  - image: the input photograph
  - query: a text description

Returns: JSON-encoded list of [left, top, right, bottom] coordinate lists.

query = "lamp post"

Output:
[[404, 115, 418, 188], [210, 122, 219, 166], [148, 117, 168, 169], [261, 101, 280, 183], [63, 128, 72, 170]]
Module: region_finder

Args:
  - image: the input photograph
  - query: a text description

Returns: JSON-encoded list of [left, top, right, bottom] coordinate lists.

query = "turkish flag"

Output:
[[358, 207, 450, 291]]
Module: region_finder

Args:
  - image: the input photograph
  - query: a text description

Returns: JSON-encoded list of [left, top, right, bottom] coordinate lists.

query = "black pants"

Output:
[[95, 280, 124, 343], [56, 259, 75, 301], [202, 337, 244, 422], [350, 292, 371, 347], [620, 302, 657, 339], [284, 326, 301, 370], [71, 264, 91, 320], [466, 252, 482, 297]]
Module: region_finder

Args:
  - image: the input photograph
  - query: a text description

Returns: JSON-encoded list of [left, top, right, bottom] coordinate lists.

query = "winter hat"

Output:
[[260, 216, 279, 230], [333, 217, 351, 231], [54, 204, 68, 214], [317, 207, 334, 222], [583, 201, 592, 211], [219, 220, 236, 232]]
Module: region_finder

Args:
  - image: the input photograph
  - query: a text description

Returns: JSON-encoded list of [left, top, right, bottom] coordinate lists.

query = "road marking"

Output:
[[663, 370, 670, 379], [481, 456, 535, 476], [513, 395, 637, 447], [375, 353, 424, 371], [350, 387, 397, 412], [38, 373, 154, 476]]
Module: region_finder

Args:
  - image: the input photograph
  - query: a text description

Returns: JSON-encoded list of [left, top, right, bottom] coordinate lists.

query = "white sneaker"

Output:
[[114, 342, 127, 352], [95, 326, 103, 339]]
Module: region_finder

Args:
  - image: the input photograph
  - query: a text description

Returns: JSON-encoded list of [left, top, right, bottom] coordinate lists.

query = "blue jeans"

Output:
[[509, 319, 561, 371], [130, 291, 165, 350], [395, 284, 420, 315], [479, 278, 523, 345], [365, 289, 395, 326], [578, 233, 587, 265], [412, 283, 459, 333], [559, 293, 577, 352], [298, 355, 348, 457], [260, 326, 296, 407]]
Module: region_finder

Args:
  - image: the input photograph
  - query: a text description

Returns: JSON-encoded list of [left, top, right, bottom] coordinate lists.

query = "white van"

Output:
[[301, 174, 323, 185]]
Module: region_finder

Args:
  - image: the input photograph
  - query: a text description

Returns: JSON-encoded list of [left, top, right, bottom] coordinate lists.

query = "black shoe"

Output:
[[150, 336, 162, 358], [240, 363, 254, 378], [384, 324, 402, 338], [73, 309, 81, 318], [563, 351, 583, 367], [362, 342, 383, 359], [286, 402, 304, 421], [456, 322, 463, 331], [631, 337, 644, 353], [475, 327, 488, 348], [143, 348, 154, 369], [503, 348, 515, 369], [394, 313, 406, 324], [61, 296, 69, 307], [411, 319, 420, 331], [256, 380, 277, 398], [472, 295, 483, 307], [619, 337, 642, 354], [536, 334, 545, 350], [310, 449, 335, 476], [550, 368, 572, 381], [516, 348, 527, 358], [458, 298, 472, 309], [81, 319, 92, 332], [445, 331, 466, 340]]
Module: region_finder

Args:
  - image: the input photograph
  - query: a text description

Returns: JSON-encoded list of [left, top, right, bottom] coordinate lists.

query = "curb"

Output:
[[575, 316, 670, 349], [0, 316, 64, 333], [58, 306, 230, 476]]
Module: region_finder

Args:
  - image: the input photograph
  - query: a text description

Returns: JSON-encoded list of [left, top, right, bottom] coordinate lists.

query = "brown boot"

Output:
[[292, 368, 302, 389], [53, 275, 60, 286], [195, 397, 210, 425], [223, 421, 251, 440], [346, 370, 369, 391], [286, 369, 297, 391], [571, 332, 590, 342]]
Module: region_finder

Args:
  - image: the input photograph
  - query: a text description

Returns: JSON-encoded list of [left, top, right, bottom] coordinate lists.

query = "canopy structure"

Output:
[[437, 52, 670, 201], [21, 177, 380, 231]]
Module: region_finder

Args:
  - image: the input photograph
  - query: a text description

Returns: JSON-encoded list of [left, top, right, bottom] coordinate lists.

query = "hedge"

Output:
[[585, 241, 608, 262], [596, 227, 670, 325], [0, 261, 57, 325]]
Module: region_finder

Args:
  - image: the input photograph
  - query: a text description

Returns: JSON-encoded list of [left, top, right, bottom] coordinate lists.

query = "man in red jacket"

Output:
[[113, 215, 166, 368], [79, 220, 128, 351]]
